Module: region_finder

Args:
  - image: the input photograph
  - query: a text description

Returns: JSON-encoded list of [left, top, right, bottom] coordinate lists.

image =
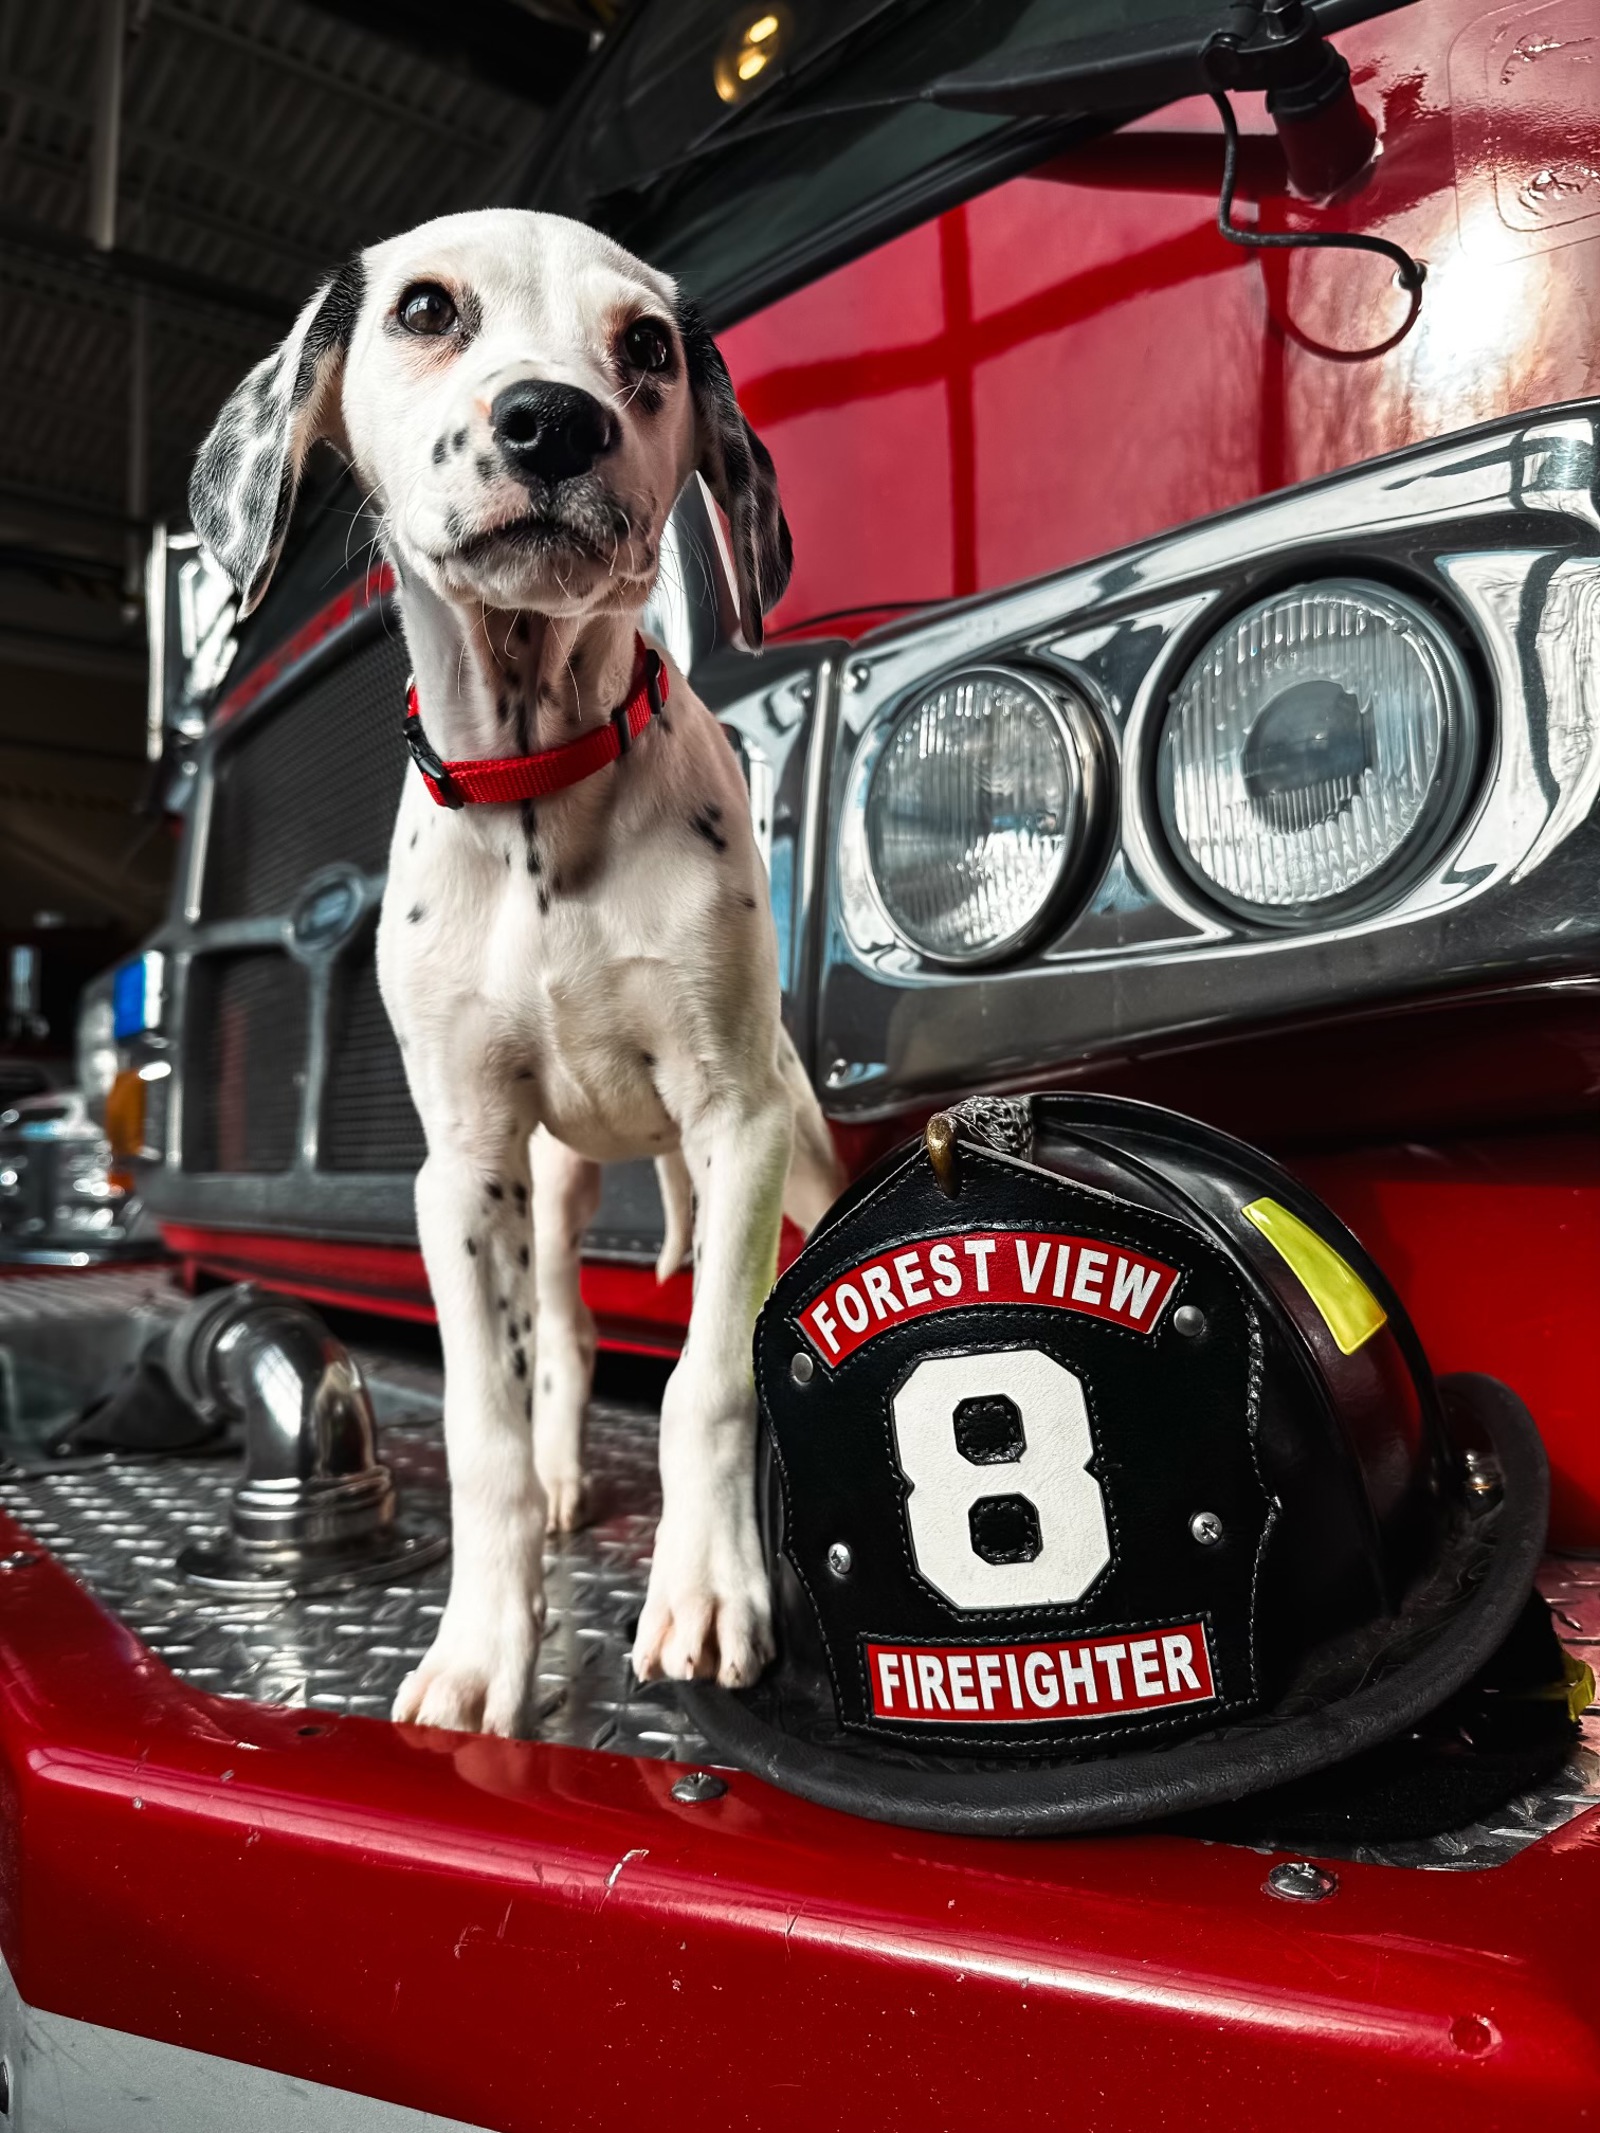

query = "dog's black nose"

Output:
[[489, 382, 616, 484]]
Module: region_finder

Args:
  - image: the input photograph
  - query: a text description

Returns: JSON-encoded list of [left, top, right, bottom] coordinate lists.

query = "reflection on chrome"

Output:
[[800, 402, 1600, 1111]]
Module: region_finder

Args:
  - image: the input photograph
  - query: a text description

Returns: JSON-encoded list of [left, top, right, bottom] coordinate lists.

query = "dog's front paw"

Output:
[[632, 1520, 774, 1688], [391, 1594, 544, 1736], [535, 1400, 589, 1535], [537, 1457, 588, 1536]]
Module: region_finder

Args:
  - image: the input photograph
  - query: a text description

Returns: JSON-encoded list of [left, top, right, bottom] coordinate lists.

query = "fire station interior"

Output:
[[1, 0, 1599, 2122], [0, 0, 596, 1082]]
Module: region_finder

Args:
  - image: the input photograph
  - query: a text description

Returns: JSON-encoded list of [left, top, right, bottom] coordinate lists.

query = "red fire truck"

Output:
[[7, 0, 1600, 2123]]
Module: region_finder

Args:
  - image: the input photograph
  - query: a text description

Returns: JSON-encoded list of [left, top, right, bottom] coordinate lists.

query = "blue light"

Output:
[[111, 953, 163, 1041]]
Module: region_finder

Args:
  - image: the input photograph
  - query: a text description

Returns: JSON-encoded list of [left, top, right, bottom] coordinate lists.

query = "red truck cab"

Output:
[[19, 0, 1600, 2123]]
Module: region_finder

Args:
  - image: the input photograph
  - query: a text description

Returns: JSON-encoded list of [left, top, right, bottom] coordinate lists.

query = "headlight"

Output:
[[1156, 580, 1477, 923], [864, 666, 1101, 965], [76, 978, 117, 1121]]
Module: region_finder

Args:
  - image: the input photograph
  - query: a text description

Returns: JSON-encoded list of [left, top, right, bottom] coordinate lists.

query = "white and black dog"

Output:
[[189, 209, 842, 1734]]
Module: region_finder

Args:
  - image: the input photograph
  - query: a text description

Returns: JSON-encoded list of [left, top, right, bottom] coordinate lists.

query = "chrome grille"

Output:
[[202, 629, 412, 923], [321, 929, 427, 1174], [177, 620, 426, 1191], [182, 950, 308, 1173]]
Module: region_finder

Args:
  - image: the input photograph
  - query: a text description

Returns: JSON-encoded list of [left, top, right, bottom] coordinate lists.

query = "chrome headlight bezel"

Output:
[[805, 403, 1600, 1120], [850, 661, 1108, 971], [1152, 575, 1482, 931]]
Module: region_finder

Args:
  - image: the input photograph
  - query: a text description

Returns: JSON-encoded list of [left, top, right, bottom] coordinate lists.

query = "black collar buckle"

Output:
[[403, 709, 464, 809], [613, 648, 664, 758]]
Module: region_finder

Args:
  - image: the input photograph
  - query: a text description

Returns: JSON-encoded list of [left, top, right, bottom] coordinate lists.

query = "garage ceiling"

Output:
[[0, 0, 605, 933]]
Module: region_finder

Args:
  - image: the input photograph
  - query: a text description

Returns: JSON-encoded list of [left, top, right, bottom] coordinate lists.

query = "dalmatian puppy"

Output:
[[189, 210, 843, 1734]]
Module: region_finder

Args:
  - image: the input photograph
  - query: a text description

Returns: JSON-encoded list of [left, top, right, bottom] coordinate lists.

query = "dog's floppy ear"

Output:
[[189, 257, 364, 617], [676, 297, 791, 652]]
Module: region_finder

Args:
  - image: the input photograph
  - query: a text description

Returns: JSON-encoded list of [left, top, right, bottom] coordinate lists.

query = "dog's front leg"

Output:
[[633, 1089, 792, 1685], [531, 1127, 601, 1533], [393, 1143, 544, 1735]]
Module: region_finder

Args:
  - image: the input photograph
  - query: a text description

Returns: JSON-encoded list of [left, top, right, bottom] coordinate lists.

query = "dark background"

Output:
[[0, 0, 605, 961]]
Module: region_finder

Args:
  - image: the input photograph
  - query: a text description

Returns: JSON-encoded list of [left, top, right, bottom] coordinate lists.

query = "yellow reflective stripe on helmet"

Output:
[[1241, 1197, 1388, 1355], [1563, 1652, 1596, 1725]]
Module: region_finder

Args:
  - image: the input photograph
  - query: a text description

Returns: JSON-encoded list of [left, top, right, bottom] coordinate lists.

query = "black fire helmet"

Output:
[[682, 1093, 1552, 1837]]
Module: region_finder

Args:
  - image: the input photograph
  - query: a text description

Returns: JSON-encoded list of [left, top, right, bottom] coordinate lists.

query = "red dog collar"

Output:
[[404, 636, 667, 809]]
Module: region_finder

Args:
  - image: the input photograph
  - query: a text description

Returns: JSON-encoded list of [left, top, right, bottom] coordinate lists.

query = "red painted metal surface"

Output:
[[161, 1223, 435, 1319], [0, 1511, 1597, 2132], [1297, 1135, 1600, 1553], [214, 561, 394, 726], [160, 1222, 820, 1357], [161, 1222, 689, 1355], [730, 0, 1600, 640]]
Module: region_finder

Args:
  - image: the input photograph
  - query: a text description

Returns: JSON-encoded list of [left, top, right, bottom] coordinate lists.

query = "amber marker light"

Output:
[[104, 1068, 147, 1193], [714, 5, 790, 104]]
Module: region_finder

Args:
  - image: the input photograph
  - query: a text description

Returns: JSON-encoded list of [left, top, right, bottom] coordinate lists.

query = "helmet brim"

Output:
[[682, 1373, 1547, 1838]]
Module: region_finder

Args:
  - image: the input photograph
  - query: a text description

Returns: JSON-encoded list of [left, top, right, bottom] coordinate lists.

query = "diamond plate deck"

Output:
[[0, 1267, 707, 1762], [0, 1266, 1597, 1865]]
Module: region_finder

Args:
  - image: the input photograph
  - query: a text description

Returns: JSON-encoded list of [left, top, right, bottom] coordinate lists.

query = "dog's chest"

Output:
[[381, 787, 712, 1151]]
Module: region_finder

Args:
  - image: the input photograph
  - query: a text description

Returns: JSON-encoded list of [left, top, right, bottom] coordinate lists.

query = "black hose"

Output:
[[1210, 88, 1425, 292]]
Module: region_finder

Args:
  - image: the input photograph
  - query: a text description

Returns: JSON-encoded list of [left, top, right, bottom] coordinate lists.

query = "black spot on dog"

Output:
[[486, 1179, 504, 1201], [512, 1181, 527, 1207], [475, 453, 497, 484], [522, 1310, 532, 1333], [515, 1067, 533, 1081], [497, 1296, 508, 1311], [431, 435, 447, 466], [690, 811, 728, 852], [537, 887, 550, 915], [513, 616, 529, 644], [517, 1244, 529, 1268], [443, 505, 464, 543], [451, 428, 467, 453], [525, 1389, 533, 1421], [512, 1347, 527, 1380], [465, 1237, 477, 1257], [407, 904, 425, 923], [640, 1050, 655, 1068], [497, 692, 511, 725], [527, 849, 542, 878], [409, 830, 418, 850], [504, 849, 512, 867], [742, 896, 757, 910]]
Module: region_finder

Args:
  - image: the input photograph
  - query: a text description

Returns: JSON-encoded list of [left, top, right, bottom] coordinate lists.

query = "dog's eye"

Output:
[[398, 283, 458, 338], [622, 318, 673, 373]]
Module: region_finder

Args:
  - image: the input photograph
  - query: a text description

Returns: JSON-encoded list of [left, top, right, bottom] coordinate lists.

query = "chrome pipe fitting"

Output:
[[174, 1285, 447, 1594]]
